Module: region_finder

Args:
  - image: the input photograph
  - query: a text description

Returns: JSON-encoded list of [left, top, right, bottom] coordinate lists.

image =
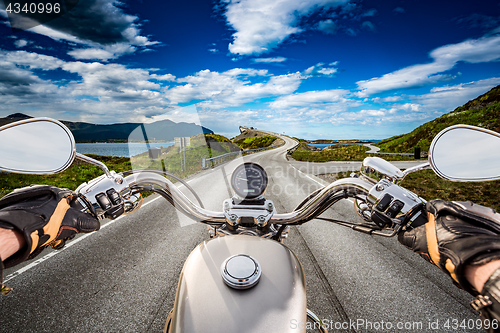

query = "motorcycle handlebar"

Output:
[[124, 171, 374, 226]]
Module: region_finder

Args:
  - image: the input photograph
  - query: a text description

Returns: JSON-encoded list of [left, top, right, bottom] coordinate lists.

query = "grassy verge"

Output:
[[233, 136, 277, 150], [291, 144, 415, 162], [0, 155, 132, 198], [336, 170, 500, 212]]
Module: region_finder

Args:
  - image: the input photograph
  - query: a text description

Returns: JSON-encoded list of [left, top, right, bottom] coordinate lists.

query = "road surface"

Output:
[[1, 135, 480, 332]]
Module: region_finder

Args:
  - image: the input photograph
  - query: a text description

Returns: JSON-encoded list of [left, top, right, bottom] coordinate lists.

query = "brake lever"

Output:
[[315, 216, 398, 237]]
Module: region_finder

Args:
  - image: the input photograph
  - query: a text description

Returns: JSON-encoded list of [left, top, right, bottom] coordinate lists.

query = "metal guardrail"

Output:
[[201, 142, 285, 169], [376, 152, 413, 156]]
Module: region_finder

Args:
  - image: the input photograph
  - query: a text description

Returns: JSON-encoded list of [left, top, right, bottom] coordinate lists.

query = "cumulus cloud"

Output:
[[361, 9, 377, 17], [411, 77, 500, 112], [168, 68, 302, 109], [150, 73, 176, 81], [361, 21, 376, 32], [454, 13, 500, 31], [393, 7, 405, 14], [0, 49, 171, 122], [303, 62, 338, 76], [252, 56, 287, 63], [8, 0, 158, 60], [335, 77, 500, 127], [2, 50, 65, 70], [357, 34, 500, 96], [318, 19, 338, 34], [270, 89, 350, 109], [13, 39, 29, 48], [0, 49, 312, 123], [67, 43, 137, 60], [221, 0, 349, 55]]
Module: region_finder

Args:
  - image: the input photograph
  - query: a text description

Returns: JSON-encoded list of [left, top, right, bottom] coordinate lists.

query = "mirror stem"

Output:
[[400, 162, 431, 181], [76, 153, 113, 178]]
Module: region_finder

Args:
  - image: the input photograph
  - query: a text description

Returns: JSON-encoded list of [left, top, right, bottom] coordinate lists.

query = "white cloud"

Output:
[[221, 0, 349, 55], [335, 77, 500, 127], [382, 96, 403, 102], [252, 57, 287, 63], [67, 44, 137, 61], [318, 19, 338, 34], [13, 39, 28, 48], [150, 73, 176, 81], [0, 49, 309, 123], [2, 50, 64, 70], [318, 67, 337, 75], [11, 0, 158, 60], [304, 62, 338, 76], [411, 77, 500, 112], [361, 9, 377, 17], [357, 34, 500, 96], [168, 68, 302, 109], [270, 89, 350, 109], [361, 21, 376, 32]]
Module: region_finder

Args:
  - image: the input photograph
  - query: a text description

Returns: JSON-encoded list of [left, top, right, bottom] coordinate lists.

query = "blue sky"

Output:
[[0, 0, 499, 139]]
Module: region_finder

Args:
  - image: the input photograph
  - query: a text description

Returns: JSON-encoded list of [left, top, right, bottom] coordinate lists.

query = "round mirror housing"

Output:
[[0, 118, 76, 174], [361, 156, 404, 183], [429, 125, 500, 182]]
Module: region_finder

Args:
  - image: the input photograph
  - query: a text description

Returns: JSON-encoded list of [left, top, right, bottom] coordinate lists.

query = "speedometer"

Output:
[[231, 163, 268, 199]]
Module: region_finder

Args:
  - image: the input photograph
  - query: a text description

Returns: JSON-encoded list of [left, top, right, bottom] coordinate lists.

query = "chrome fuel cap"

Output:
[[221, 254, 261, 289]]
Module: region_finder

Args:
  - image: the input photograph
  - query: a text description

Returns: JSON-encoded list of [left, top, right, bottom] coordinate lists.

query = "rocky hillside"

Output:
[[377, 85, 500, 153]]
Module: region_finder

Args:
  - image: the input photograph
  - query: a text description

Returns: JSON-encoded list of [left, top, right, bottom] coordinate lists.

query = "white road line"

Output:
[[288, 160, 355, 204], [4, 188, 163, 283]]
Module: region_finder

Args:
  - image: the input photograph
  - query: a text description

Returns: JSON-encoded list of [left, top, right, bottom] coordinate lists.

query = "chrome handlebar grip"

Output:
[[270, 177, 374, 225], [124, 172, 226, 225]]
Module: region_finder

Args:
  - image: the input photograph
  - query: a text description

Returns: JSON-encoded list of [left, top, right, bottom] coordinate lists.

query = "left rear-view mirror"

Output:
[[0, 118, 76, 174]]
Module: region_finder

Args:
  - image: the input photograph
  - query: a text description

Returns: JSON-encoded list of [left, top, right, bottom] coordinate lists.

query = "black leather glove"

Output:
[[398, 200, 500, 295], [0, 185, 100, 269]]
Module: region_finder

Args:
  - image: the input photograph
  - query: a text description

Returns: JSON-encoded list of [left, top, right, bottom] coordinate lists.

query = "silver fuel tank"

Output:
[[165, 235, 307, 333]]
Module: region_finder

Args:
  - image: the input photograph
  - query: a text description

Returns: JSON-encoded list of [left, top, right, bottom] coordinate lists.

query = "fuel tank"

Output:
[[165, 235, 307, 333]]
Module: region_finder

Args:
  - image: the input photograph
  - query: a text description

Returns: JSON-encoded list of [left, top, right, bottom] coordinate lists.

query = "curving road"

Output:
[[1, 134, 481, 332]]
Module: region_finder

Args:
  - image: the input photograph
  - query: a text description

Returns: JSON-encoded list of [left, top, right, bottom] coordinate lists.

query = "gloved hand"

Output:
[[398, 199, 500, 295], [0, 185, 100, 269]]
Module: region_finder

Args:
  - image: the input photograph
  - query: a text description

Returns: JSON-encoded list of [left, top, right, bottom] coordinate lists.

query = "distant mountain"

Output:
[[0, 114, 214, 142], [377, 85, 500, 153]]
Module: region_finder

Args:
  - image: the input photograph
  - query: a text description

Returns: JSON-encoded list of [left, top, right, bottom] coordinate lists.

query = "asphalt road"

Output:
[[1, 136, 481, 332]]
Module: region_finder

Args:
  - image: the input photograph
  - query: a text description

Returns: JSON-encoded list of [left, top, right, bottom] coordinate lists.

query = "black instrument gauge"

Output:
[[231, 163, 268, 199]]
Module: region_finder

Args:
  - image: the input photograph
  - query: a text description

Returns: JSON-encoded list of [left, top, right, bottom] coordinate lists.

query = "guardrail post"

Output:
[[414, 147, 421, 160]]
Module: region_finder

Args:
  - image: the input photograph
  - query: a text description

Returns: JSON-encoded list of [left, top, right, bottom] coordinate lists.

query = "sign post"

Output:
[[174, 137, 191, 171]]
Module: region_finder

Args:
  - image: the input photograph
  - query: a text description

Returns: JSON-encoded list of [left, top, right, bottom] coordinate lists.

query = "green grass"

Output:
[[233, 136, 277, 150], [291, 144, 415, 162], [0, 155, 132, 198]]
